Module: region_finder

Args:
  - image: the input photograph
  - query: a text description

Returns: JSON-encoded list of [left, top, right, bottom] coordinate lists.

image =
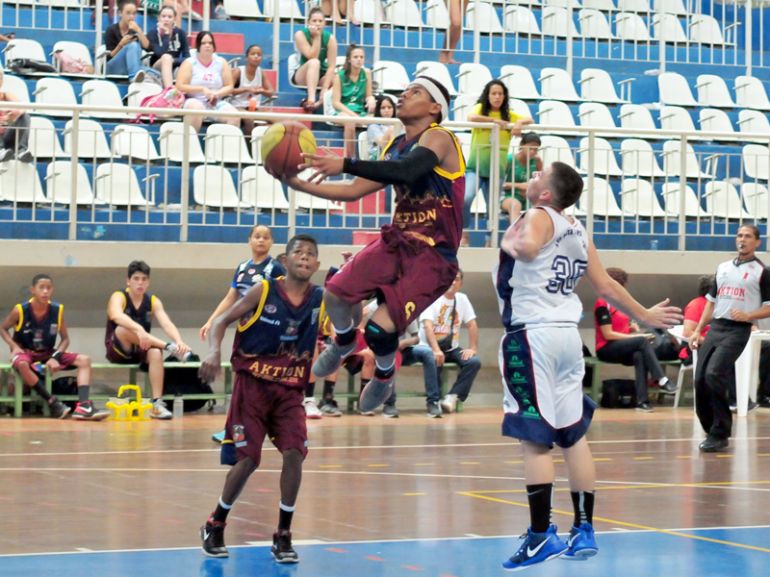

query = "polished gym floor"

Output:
[[1, 406, 769, 576]]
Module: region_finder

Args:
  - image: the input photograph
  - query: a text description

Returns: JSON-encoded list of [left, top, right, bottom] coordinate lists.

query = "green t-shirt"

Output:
[[505, 153, 538, 203], [299, 28, 330, 75], [338, 68, 368, 116], [466, 103, 520, 178]]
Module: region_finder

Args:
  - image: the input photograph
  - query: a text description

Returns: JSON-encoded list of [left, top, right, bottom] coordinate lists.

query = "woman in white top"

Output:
[[175, 31, 239, 132], [229, 44, 274, 135]]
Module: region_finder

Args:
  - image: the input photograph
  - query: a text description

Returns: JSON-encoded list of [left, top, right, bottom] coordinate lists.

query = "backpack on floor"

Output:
[[600, 379, 637, 409], [134, 87, 185, 123], [162, 354, 214, 412]]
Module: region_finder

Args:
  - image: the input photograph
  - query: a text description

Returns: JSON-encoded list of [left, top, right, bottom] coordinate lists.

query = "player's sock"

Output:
[[526, 483, 553, 533], [78, 385, 90, 402], [211, 497, 232, 523], [374, 355, 396, 381], [32, 380, 53, 402], [322, 379, 336, 401], [334, 322, 357, 348], [304, 380, 316, 398], [571, 491, 595, 526], [278, 502, 295, 531]]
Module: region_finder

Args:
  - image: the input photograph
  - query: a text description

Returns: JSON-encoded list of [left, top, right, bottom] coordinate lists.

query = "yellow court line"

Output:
[[460, 492, 770, 554], [367, 464, 389, 468], [593, 458, 613, 462], [632, 456, 655, 461], [460, 462, 480, 465], [471, 479, 770, 495], [404, 492, 426, 496]]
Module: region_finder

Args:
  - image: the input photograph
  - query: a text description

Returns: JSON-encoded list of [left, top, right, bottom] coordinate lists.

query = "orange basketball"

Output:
[[261, 121, 317, 180]]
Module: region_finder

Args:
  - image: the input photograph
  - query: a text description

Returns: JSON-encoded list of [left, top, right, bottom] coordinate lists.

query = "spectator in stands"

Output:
[[594, 267, 677, 412], [320, 0, 358, 25], [163, 0, 201, 27], [0, 274, 109, 420], [462, 80, 531, 246], [420, 270, 481, 417], [331, 44, 375, 157], [0, 70, 32, 163], [366, 94, 397, 160], [176, 31, 240, 132], [503, 132, 542, 222], [439, 0, 467, 64], [293, 7, 338, 113], [229, 44, 275, 136], [104, 0, 152, 83], [147, 5, 190, 89], [106, 260, 192, 420]]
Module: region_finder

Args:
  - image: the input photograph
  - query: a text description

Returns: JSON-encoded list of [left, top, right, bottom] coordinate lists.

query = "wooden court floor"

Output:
[[1, 406, 770, 575]]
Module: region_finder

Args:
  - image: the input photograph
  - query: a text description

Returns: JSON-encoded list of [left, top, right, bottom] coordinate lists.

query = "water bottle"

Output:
[[173, 395, 184, 419], [31, 362, 45, 376]]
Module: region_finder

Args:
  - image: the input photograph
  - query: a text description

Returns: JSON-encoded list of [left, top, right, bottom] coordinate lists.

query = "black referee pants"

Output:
[[694, 320, 751, 439]]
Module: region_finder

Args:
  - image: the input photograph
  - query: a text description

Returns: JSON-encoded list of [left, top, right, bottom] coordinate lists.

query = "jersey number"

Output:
[[547, 256, 588, 295]]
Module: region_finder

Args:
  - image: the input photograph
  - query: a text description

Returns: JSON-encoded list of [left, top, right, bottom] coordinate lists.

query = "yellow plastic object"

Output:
[[106, 384, 153, 421]]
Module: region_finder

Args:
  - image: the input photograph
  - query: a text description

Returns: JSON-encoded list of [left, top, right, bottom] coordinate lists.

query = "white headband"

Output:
[[411, 77, 449, 124]]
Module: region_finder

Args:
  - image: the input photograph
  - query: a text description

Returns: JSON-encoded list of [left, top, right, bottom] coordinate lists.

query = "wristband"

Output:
[[51, 351, 63, 362]]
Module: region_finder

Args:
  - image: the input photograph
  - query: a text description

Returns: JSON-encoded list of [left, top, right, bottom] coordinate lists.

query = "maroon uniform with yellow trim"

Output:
[[325, 123, 465, 333], [11, 300, 78, 369], [104, 289, 155, 364]]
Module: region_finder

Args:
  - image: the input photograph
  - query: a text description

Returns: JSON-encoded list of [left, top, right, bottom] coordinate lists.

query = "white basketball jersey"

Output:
[[494, 206, 589, 329], [189, 55, 225, 104], [229, 65, 263, 109]]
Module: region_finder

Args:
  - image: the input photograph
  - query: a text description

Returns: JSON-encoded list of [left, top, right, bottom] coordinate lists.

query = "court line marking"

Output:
[[461, 491, 770, 554]]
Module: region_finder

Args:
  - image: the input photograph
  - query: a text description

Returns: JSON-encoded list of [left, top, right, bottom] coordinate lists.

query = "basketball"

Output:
[[261, 121, 317, 180]]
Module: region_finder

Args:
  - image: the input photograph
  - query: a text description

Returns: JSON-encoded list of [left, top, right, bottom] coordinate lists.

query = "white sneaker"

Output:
[[132, 70, 145, 84], [303, 398, 322, 419], [440, 394, 458, 414], [151, 399, 173, 420]]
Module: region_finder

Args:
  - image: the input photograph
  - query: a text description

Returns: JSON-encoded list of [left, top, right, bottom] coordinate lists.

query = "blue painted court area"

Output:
[[3, 527, 768, 577]]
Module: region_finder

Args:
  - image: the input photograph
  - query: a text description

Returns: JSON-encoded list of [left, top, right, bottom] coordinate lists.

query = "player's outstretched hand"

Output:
[[199, 350, 221, 383], [300, 150, 344, 183], [642, 298, 683, 329]]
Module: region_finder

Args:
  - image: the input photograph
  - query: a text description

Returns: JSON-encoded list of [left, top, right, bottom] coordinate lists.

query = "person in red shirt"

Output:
[[680, 275, 714, 362], [594, 268, 677, 412]]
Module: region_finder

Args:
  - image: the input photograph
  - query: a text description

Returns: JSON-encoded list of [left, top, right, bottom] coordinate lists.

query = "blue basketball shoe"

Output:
[[562, 522, 598, 560], [502, 525, 567, 572]]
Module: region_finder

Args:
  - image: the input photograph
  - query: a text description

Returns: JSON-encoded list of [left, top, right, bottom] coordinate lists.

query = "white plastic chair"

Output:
[[125, 81, 163, 109], [386, 0, 425, 28], [659, 106, 698, 135], [578, 9, 614, 40], [544, 0, 582, 7], [539, 67, 581, 101], [465, 1, 504, 33], [620, 139, 665, 177], [29, 116, 66, 159], [579, 69, 626, 104], [577, 102, 618, 134], [262, 0, 304, 19], [414, 61, 458, 97], [499, 65, 541, 101], [734, 76, 770, 111], [667, 324, 695, 409], [579, 177, 623, 217], [503, 5, 542, 36], [620, 178, 666, 217], [661, 181, 702, 217], [742, 183, 770, 220], [737, 109, 770, 143], [424, 0, 450, 28], [457, 63, 493, 98], [579, 137, 623, 177], [698, 109, 737, 140], [33, 77, 79, 117], [204, 123, 254, 164], [111, 125, 161, 161], [371, 60, 410, 93], [662, 141, 710, 179], [251, 125, 269, 165], [223, 0, 263, 18], [81, 79, 128, 120], [539, 135, 577, 168], [63, 119, 112, 159], [652, 13, 687, 43], [159, 122, 206, 164], [618, 0, 650, 12], [703, 181, 751, 220], [51, 40, 94, 74], [695, 75, 735, 108], [0, 74, 30, 103], [656, 0, 688, 15], [0, 161, 47, 203], [3, 39, 47, 68], [509, 98, 532, 120], [689, 14, 727, 46], [742, 144, 770, 181], [541, 7, 581, 37], [582, 0, 614, 9], [95, 163, 152, 206], [658, 72, 697, 107], [618, 104, 659, 135], [290, 170, 344, 210], [240, 165, 291, 210], [615, 12, 651, 42], [45, 161, 104, 205], [452, 93, 477, 123], [537, 100, 577, 131], [354, 0, 389, 24], [193, 164, 252, 209]]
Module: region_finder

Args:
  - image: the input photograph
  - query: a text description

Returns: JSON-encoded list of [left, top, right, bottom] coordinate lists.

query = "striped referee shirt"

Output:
[[708, 257, 770, 321]]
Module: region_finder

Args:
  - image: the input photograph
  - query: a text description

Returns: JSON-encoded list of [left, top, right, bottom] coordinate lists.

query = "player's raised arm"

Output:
[[500, 209, 553, 261]]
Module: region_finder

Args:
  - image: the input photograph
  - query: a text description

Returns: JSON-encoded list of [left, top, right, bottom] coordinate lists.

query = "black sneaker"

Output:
[[427, 402, 442, 418], [16, 149, 33, 163], [271, 530, 299, 563], [201, 521, 228, 558], [49, 398, 71, 419], [699, 435, 729, 453], [758, 396, 770, 408], [635, 402, 653, 413]]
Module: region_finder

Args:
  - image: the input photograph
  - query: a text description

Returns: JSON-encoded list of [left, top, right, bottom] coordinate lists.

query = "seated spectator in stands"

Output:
[[176, 31, 239, 132], [366, 94, 397, 160], [439, 0, 466, 64], [594, 267, 678, 412], [0, 274, 108, 420], [0, 70, 31, 163], [420, 270, 481, 417], [331, 44, 375, 157], [680, 274, 714, 365], [229, 44, 275, 135], [106, 260, 192, 420], [163, 0, 200, 27], [503, 132, 542, 221], [320, 0, 358, 25], [293, 7, 338, 113], [147, 5, 190, 88], [105, 0, 151, 83]]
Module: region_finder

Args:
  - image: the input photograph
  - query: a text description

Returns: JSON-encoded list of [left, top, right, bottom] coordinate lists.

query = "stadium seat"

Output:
[[582, 0, 614, 10], [125, 81, 163, 109], [0, 74, 30, 103], [661, 181, 702, 217], [455, 131, 471, 160], [204, 124, 254, 165], [577, 102, 618, 135], [499, 65, 541, 101], [615, 12, 651, 42], [698, 108, 737, 141], [695, 75, 735, 108], [689, 14, 728, 45], [0, 161, 47, 204], [655, 0, 688, 16], [539, 135, 577, 168], [193, 164, 252, 209], [251, 125, 268, 165], [659, 106, 698, 136], [386, 0, 425, 28], [240, 165, 291, 210], [539, 67, 581, 101], [652, 13, 687, 43], [33, 77, 78, 117], [223, 0, 263, 18], [703, 181, 751, 220], [424, 0, 450, 28], [618, 104, 659, 135], [414, 61, 458, 96], [45, 161, 104, 205], [3, 39, 47, 68], [742, 183, 769, 220], [95, 163, 152, 207], [537, 100, 577, 131], [658, 72, 698, 107], [80, 79, 128, 120], [465, 1, 504, 34], [457, 63, 493, 98], [51, 41, 94, 75], [354, 0, 389, 24], [577, 9, 615, 40], [541, 7, 581, 37], [620, 178, 666, 217], [579, 177, 623, 217], [734, 76, 770, 111], [262, 0, 304, 19], [452, 93, 477, 123], [371, 60, 410, 93], [290, 171, 344, 210], [503, 5, 542, 36], [63, 119, 112, 159], [111, 125, 161, 161], [509, 98, 533, 120], [578, 136, 623, 177], [159, 122, 206, 164], [736, 109, 770, 142], [578, 68, 627, 104], [38, 0, 83, 6], [29, 116, 66, 159], [617, 0, 651, 12], [742, 144, 770, 181], [543, 0, 582, 9], [662, 140, 710, 179], [620, 138, 665, 177]]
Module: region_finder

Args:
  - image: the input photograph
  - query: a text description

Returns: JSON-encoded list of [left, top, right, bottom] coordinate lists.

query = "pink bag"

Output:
[[53, 51, 92, 74], [135, 87, 186, 123]]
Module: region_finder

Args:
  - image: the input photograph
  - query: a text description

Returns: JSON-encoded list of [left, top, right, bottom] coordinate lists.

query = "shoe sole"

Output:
[[201, 547, 229, 558], [55, 407, 72, 419], [305, 413, 322, 420], [272, 555, 299, 563], [562, 548, 598, 560], [359, 379, 394, 413], [150, 413, 173, 420], [72, 412, 109, 421], [502, 550, 566, 571]]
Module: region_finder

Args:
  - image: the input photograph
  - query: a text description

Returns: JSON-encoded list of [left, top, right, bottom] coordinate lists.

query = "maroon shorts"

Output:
[[105, 332, 147, 365], [325, 227, 458, 334], [12, 350, 79, 370], [222, 372, 308, 466]]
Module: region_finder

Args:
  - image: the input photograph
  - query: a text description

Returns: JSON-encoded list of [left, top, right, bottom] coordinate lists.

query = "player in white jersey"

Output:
[[494, 162, 682, 572]]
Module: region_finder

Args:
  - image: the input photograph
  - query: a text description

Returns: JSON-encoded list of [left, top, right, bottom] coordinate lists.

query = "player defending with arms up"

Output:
[[288, 76, 465, 412], [495, 162, 682, 571]]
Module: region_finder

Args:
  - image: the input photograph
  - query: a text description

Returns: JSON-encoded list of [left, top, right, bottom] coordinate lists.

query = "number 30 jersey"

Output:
[[494, 206, 588, 330]]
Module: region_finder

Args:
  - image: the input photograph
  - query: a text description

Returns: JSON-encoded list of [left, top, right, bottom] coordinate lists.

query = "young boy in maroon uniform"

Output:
[[0, 274, 107, 419]]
